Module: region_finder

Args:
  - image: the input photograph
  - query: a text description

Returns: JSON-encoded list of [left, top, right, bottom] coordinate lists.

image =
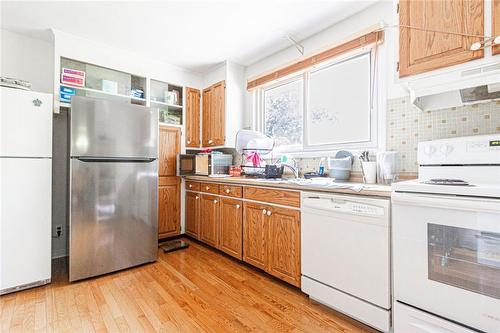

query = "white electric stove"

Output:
[[392, 134, 500, 333]]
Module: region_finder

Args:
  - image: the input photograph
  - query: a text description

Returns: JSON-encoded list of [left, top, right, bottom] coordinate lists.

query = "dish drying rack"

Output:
[[235, 130, 275, 176]]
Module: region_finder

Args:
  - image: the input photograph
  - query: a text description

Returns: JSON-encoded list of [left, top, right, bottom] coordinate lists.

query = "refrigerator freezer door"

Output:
[[0, 87, 52, 157], [69, 158, 158, 281], [70, 97, 158, 159], [1, 158, 51, 293]]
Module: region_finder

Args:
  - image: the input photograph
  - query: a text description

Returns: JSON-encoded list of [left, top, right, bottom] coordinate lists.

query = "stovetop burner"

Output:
[[422, 179, 471, 186]]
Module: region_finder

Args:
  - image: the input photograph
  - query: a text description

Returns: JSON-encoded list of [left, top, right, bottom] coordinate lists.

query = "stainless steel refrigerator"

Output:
[[69, 96, 158, 282]]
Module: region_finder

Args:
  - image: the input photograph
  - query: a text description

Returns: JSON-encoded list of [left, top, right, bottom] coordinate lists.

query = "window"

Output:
[[263, 77, 303, 149], [258, 50, 377, 153]]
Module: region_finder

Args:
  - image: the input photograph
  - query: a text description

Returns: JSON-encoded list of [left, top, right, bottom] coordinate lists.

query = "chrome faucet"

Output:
[[280, 162, 299, 178]]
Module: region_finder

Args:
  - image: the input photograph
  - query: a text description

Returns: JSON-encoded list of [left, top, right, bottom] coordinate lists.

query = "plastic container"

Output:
[[327, 156, 352, 181], [361, 161, 377, 184]]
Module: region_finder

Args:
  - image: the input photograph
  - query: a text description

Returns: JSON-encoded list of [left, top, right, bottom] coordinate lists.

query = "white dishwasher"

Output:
[[301, 192, 391, 332]]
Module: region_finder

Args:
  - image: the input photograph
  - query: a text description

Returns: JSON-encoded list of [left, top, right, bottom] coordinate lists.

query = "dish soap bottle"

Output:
[[318, 158, 325, 176]]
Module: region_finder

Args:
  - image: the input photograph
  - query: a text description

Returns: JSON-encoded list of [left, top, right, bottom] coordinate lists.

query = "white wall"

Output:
[[0, 29, 53, 93], [243, 1, 407, 129]]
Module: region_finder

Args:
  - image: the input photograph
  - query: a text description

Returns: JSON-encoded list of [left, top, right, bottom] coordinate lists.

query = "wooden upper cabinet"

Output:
[[159, 126, 181, 177], [202, 81, 225, 147], [267, 207, 301, 287], [185, 191, 200, 239], [219, 198, 243, 260], [200, 194, 220, 248], [243, 202, 268, 271], [158, 177, 181, 238], [399, 0, 484, 77], [185, 87, 201, 148], [494, 0, 500, 55], [210, 81, 225, 146], [202, 88, 212, 147]]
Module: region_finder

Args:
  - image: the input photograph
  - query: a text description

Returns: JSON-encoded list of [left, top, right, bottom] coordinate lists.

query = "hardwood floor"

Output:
[[0, 238, 377, 332]]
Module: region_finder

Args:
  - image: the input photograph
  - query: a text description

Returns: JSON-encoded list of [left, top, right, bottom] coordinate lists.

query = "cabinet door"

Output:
[[219, 198, 243, 260], [200, 194, 219, 247], [159, 126, 181, 177], [494, 0, 500, 55], [399, 0, 484, 77], [243, 202, 268, 270], [267, 206, 301, 287], [158, 177, 181, 238], [210, 81, 225, 146], [186, 87, 201, 148], [202, 88, 212, 147], [185, 191, 200, 239]]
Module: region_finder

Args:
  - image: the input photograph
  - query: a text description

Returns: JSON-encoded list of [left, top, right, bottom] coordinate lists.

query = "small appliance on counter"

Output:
[[177, 152, 232, 176], [327, 151, 353, 181]]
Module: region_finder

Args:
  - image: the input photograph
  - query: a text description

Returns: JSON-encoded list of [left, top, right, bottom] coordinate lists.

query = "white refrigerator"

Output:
[[0, 87, 52, 295]]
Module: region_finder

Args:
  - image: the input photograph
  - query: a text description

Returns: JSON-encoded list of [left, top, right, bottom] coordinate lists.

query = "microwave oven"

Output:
[[177, 153, 233, 176]]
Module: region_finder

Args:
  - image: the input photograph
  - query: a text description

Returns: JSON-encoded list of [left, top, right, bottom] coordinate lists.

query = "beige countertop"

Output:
[[184, 175, 392, 198]]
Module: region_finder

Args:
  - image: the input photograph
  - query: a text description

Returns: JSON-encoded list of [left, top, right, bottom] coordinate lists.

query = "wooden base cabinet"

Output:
[[219, 198, 243, 260], [243, 202, 301, 287], [158, 177, 181, 238], [243, 202, 269, 271], [200, 194, 220, 247], [267, 207, 301, 287], [185, 191, 200, 239]]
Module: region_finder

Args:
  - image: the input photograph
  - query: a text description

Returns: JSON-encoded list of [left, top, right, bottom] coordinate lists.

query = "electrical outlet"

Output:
[[55, 225, 63, 237]]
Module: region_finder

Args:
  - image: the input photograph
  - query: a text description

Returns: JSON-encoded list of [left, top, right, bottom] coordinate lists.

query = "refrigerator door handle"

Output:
[[74, 157, 156, 163]]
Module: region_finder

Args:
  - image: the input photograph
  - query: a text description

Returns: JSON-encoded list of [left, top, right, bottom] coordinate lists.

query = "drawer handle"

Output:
[[236, 204, 240, 209], [262, 209, 267, 215], [267, 210, 272, 216], [189, 184, 193, 188], [187, 140, 191, 144], [214, 199, 218, 204], [195, 196, 199, 200], [225, 189, 230, 193], [206, 186, 210, 190]]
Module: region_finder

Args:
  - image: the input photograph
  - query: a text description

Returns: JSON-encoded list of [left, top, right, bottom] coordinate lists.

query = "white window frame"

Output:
[[255, 45, 385, 156]]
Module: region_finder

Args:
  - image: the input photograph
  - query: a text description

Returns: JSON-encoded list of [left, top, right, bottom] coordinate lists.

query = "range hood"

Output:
[[407, 61, 500, 111]]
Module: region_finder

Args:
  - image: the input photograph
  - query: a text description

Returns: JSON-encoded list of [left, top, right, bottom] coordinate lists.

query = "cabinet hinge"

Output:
[[396, 61, 400, 72]]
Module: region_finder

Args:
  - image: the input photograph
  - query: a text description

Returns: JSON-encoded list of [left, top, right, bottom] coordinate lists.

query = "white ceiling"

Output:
[[1, 1, 377, 74]]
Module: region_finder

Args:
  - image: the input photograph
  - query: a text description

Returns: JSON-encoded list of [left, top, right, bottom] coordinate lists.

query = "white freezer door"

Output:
[[0, 158, 52, 292], [0, 87, 53, 157]]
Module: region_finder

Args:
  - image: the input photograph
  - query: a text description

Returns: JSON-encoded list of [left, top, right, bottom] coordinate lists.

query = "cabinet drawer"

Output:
[[219, 184, 242, 198], [243, 187, 300, 208], [200, 182, 219, 194], [186, 181, 201, 191]]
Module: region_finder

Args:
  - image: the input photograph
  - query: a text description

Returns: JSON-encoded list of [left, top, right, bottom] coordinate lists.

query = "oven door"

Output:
[[177, 154, 196, 176], [392, 192, 500, 333]]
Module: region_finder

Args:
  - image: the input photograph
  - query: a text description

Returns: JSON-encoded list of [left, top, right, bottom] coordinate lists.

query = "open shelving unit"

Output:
[[150, 79, 184, 125], [57, 58, 185, 126]]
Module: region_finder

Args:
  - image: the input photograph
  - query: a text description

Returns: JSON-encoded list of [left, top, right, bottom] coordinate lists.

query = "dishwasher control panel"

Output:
[[303, 195, 386, 217]]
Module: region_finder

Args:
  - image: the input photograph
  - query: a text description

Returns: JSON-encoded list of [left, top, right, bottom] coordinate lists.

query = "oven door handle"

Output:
[[392, 192, 500, 214]]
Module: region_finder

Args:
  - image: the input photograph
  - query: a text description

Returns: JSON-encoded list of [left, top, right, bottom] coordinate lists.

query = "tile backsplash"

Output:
[[267, 97, 500, 176], [387, 97, 500, 173]]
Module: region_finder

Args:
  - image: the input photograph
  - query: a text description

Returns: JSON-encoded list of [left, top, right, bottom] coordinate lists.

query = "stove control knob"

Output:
[[423, 145, 436, 156], [440, 144, 454, 156]]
